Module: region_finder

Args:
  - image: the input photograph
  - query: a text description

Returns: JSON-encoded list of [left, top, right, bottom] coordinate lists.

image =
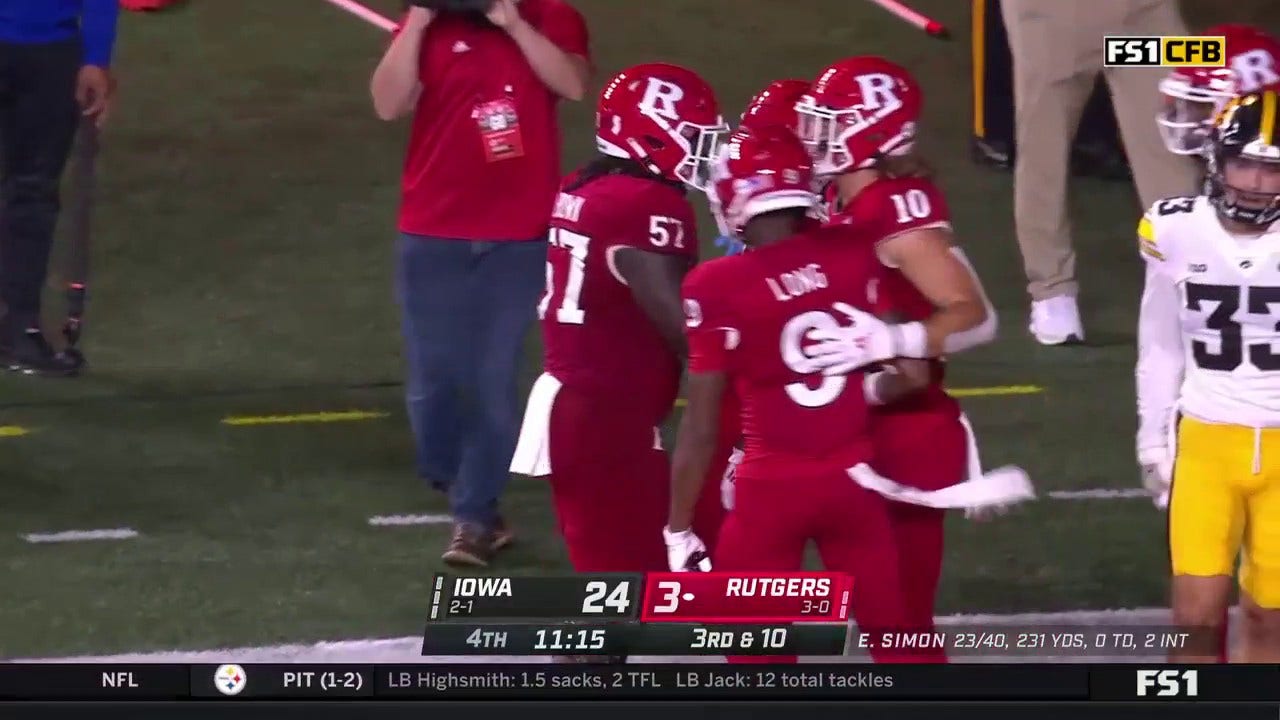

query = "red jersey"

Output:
[[541, 172, 699, 424], [682, 225, 892, 481], [829, 175, 960, 415], [398, 1, 590, 241]]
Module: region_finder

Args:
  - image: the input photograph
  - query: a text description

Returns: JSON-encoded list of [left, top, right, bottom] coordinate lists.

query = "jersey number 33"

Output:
[[1187, 282, 1280, 372]]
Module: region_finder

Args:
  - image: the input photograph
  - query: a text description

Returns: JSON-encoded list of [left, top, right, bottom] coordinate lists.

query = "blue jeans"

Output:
[[396, 233, 547, 528]]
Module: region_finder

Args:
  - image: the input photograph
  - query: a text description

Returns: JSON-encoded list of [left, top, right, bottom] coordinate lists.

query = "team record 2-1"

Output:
[[428, 572, 854, 623]]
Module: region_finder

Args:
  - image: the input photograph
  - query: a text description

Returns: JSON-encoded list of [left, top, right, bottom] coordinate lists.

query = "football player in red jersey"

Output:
[[792, 56, 1002, 661], [1158, 24, 1280, 156], [666, 125, 946, 664], [509, 63, 729, 580], [708, 78, 814, 513]]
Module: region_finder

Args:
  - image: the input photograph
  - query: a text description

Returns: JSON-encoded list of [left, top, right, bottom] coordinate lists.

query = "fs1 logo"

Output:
[[1136, 669, 1199, 697], [1104, 36, 1226, 67]]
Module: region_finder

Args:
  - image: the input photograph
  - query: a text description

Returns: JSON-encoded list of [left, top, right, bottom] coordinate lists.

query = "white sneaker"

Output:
[[1029, 295, 1084, 345]]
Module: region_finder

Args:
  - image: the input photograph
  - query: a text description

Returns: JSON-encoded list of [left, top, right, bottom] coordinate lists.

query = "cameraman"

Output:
[[370, 0, 589, 567]]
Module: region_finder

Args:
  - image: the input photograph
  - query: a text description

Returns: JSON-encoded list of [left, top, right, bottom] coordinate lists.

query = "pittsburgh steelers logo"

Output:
[[214, 664, 247, 696]]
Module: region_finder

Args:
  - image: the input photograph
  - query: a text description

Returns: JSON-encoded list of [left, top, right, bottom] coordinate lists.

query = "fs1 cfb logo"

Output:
[[1105, 36, 1226, 67], [1136, 669, 1198, 697]]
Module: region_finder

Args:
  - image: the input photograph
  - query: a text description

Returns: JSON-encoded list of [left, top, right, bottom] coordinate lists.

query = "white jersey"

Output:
[[1136, 195, 1280, 457]]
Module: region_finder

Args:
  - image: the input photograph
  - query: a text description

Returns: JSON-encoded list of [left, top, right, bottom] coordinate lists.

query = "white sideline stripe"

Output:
[[1048, 489, 1150, 500], [21, 528, 139, 544], [367, 514, 452, 527], [15, 607, 1194, 664], [360, 488, 1155, 530]]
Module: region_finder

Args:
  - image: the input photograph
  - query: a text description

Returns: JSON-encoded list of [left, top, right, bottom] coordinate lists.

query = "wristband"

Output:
[[892, 321, 929, 358], [663, 526, 692, 543]]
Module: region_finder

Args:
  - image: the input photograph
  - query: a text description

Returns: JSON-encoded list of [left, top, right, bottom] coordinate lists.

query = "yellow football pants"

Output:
[[1170, 416, 1280, 608]]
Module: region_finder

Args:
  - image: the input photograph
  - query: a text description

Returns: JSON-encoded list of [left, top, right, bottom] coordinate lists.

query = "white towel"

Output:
[[509, 373, 563, 476], [848, 462, 1035, 509], [846, 413, 1034, 509]]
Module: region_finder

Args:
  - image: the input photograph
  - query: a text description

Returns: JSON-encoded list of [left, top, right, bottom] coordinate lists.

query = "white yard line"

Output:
[[20, 528, 139, 544], [1048, 489, 1151, 500], [367, 514, 453, 527], [363, 487, 1155, 531], [14, 607, 1205, 664]]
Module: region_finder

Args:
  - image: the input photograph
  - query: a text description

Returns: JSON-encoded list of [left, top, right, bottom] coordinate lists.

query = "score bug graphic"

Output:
[[640, 572, 853, 623], [430, 574, 643, 621]]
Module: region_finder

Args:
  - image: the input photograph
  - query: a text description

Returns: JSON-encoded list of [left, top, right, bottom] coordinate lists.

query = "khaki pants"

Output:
[[1002, 0, 1199, 301]]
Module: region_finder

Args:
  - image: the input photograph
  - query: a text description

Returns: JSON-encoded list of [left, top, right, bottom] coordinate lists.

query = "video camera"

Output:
[[411, 0, 497, 13]]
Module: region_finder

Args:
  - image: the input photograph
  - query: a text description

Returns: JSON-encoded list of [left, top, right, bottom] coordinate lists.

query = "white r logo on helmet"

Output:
[[640, 78, 685, 121], [853, 73, 901, 111], [1233, 49, 1280, 93]]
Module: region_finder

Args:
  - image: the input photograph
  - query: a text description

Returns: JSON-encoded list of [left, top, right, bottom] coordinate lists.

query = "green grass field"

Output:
[[1, 0, 1275, 659]]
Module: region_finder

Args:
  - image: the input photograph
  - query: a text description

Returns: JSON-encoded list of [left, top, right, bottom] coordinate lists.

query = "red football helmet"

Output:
[[1159, 24, 1280, 155], [740, 79, 810, 134], [795, 56, 922, 177], [709, 125, 818, 237], [595, 62, 728, 190]]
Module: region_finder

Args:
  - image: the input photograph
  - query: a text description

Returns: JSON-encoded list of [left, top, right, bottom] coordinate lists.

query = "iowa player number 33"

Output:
[[1186, 282, 1280, 372]]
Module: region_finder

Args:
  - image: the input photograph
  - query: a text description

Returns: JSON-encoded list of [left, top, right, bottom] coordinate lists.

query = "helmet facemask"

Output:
[[633, 109, 728, 191], [1208, 150, 1280, 227], [1158, 75, 1234, 156], [794, 96, 912, 177]]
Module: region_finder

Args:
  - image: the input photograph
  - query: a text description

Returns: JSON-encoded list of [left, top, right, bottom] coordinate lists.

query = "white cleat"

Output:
[[1029, 295, 1085, 346]]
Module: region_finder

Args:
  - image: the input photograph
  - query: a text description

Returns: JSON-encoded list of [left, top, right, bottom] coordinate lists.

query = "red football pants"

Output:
[[547, 387, 669, 573], [714, 470, 916, 664], [872, 404, 969, 663], [545, 387, 724, 573]]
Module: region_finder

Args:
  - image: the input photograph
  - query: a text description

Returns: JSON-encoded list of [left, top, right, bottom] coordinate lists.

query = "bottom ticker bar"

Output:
[[1, 664, 1276, 701], [0, 664, 1081, 700]]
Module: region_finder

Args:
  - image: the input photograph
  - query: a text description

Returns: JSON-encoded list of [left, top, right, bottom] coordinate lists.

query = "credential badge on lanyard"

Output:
[[473, 84, 525, 163]]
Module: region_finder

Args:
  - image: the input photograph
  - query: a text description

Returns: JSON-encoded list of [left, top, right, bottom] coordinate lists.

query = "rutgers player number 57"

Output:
[[538, 216, 687, 325]]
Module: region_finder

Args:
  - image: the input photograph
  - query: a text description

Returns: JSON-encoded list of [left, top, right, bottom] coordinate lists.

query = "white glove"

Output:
[[721, 447, 743, 510], [663, 526, 712, 572], [1138, 447, 1171, 510], [807, 302, 928, 376]]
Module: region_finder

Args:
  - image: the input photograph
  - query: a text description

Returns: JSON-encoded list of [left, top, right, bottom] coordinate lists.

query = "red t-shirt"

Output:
[[398, 1, 590, 240], [541, 172, 699, 426], [827, 175, 960, 415], [682, 225, 892, 481]]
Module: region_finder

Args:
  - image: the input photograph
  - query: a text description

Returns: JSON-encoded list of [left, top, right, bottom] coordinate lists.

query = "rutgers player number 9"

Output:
[[780, 310, 846, 407], [582, 580, 632, 614]]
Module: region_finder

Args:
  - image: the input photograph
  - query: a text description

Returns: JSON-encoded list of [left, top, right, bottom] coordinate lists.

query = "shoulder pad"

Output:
[[1137, 195, 1198, 263], [1136, 213, 1164, 262]]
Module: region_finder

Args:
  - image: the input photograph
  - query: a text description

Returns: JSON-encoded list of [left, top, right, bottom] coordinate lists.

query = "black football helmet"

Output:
[[1206, 90, 1280, 227]]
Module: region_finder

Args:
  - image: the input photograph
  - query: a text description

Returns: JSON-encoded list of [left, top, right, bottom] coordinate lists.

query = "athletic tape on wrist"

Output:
[[894, 321, 929, 358]]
